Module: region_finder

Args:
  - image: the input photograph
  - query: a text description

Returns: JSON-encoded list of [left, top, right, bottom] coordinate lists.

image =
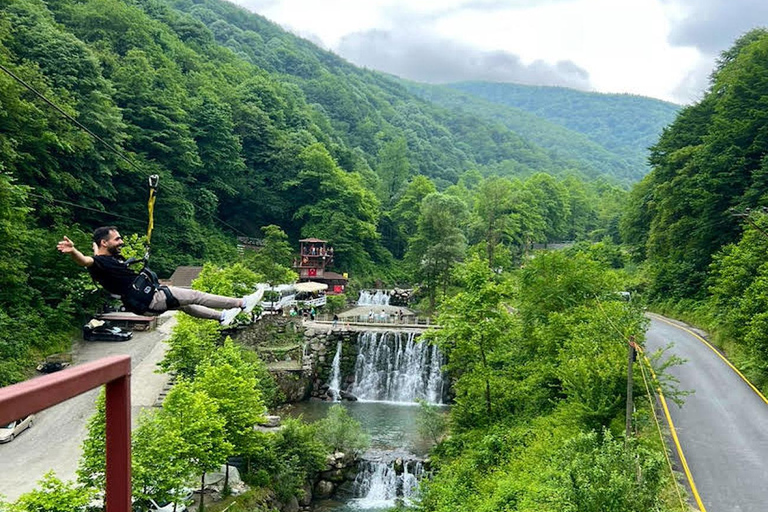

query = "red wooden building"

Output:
[[293, 238, 348, 294]]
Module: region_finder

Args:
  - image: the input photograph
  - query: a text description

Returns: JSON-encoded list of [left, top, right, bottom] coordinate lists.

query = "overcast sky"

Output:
[[229, 0, 768, 104]]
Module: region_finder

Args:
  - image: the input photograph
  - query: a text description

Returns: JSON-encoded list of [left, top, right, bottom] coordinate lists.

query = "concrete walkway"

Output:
[[0, 313, 177, 501]]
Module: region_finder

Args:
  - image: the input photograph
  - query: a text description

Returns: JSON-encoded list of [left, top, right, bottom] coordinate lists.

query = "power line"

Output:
[[1, 61, 253, 238]]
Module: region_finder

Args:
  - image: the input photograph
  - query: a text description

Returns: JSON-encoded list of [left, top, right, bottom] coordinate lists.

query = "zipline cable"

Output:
[[637, 351, 689, 512], [26, 192, 146, 224], [0, 61, 146, 176], [0, 61, 252, 238]]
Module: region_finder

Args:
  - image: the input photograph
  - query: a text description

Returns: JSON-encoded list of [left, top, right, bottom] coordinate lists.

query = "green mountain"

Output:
[[0, 0, 632, 385], [166, 0, 603, 185], [448, 81, 680, 180], [406, 81, 641, 184]]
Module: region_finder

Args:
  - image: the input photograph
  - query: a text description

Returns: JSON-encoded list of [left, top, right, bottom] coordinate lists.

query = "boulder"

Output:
[[284, 495, 299, 512], [299, 482, 313, 506], [314, 480, 334, 499]]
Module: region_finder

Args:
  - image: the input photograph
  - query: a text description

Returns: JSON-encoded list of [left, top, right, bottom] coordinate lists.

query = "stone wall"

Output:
[[303, 327, 359, 401], [230, 316, 363, 403]]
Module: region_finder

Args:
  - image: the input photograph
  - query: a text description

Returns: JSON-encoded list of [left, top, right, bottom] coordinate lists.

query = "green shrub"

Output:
[[315, 404, 370, 454]]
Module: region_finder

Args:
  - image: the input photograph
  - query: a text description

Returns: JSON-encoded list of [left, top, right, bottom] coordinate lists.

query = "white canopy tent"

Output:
[[294, 281, 328, 292]]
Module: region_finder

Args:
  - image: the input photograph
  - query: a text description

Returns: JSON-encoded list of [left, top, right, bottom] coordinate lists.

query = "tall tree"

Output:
[[407, 192, 468, 309], [376, 135, 410, 207], [427, 256, 515, 427], [161, 381, 231, 512], [475, 176, 513, 268]]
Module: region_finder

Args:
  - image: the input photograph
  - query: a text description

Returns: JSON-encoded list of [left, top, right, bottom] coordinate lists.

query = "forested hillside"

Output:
[[0, 0, 631, 384], [449, 81, 680, 180], [408, 81, 640, 184], [621, 28, 768, 392]]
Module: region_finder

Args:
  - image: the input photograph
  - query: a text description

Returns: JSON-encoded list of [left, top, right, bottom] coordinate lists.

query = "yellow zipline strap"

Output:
[[145, 175, 159, 260]]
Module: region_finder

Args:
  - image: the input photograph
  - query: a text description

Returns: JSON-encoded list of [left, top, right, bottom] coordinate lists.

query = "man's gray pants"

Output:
[[148, 286, 240, 321]]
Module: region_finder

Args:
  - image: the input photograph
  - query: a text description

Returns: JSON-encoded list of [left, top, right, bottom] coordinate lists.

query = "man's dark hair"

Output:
[[93, 226, 118, 245]]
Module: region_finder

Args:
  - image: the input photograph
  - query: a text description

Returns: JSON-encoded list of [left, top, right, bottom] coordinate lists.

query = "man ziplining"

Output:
[[57, 226, 262, 326]]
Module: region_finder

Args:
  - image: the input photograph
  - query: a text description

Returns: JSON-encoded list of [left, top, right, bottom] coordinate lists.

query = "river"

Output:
[[285, 400, 448, 511]]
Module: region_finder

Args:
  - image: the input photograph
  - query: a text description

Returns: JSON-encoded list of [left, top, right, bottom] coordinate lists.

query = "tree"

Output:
[[161, 381, 231, 512], [415, 398, 447, 445], [159, 315, 221, 380], [524, 173, 571, 241], [386, 175, 436, 259], [475, 176, 513, 268], [269, 418, 327, 502], [407, 193, 468, 309], [192, 262, 262, 298], [11, 472, 94, 512], [376, 135, 409, 207], [426, 256, 514, 427], [315, 404, 370, 454], [131, 411, 190, 509], [194, 339, 266, 489], [248, 225, 297, 286], [77, 391, 106, 492]]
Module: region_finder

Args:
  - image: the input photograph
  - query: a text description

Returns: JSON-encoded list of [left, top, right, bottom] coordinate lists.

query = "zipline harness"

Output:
[[122, 175, 179, 315]]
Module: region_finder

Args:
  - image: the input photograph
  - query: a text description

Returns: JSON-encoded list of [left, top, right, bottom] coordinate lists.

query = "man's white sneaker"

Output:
[[220, 307, 241, 326], [242, 289, 265, 314]]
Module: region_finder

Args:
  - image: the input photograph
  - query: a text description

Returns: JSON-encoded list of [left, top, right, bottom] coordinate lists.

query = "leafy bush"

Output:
[[324, 293, 347, 314], [268, 418, 327, 502], [315, 404, 370, 454]]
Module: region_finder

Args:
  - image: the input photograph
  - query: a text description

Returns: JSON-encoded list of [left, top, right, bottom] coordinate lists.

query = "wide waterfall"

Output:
[[349, 451, 424, 509], [328, 339, 342, 402], [350, 331, 446, 404], [357, 290, 391, 306]]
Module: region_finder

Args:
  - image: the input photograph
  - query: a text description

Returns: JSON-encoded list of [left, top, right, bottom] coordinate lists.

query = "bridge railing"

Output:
[[0, 356, 132, 511], [314, 313, 436, 327]]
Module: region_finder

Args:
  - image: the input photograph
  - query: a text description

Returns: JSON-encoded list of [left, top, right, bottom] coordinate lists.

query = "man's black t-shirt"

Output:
[[88, 255, 138, 297]]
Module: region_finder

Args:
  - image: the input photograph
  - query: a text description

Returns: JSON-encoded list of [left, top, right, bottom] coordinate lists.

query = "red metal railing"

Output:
[[0, 356, 131, 511]]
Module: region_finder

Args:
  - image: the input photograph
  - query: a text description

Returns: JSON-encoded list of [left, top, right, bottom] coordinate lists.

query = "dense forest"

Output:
[[620, 28, 768, 391], [448, 81, 680, 180], [0, 0, 645, 385]]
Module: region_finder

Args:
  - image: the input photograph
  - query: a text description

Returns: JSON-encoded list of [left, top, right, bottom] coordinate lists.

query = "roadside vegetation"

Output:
[[620, 28, 768, 394]]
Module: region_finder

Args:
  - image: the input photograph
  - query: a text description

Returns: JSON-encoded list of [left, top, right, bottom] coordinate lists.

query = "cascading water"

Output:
[[328, 339, 343, 401], [349, 451, 424, 509], [357, 290, 391, 306], [350, 331, 446, 404]]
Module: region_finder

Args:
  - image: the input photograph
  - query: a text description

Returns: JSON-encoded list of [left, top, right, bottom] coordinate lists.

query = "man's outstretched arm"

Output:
[[57, 236, 94, 267]]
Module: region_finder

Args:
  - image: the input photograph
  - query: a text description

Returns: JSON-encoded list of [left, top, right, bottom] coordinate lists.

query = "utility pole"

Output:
[[626, 335, 636, 441]]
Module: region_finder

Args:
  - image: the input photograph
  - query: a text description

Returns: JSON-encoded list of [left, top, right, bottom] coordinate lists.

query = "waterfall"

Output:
[[351, 331, 446, 404], [350, 455, 423, 509], [328, 339, 342, 401], [357, 290, 391, 306]]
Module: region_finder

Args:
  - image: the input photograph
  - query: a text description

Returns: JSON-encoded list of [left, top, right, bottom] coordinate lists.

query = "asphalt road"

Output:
[[645, 314, 768, 512], [0, 313, 177, 502]]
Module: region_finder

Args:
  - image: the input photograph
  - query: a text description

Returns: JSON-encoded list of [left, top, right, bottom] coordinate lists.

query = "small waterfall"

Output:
[[357, 290, 391, 306], [351, 331, 446, 404], [350, 453, 423, 508], [328, 339, 343, 401]]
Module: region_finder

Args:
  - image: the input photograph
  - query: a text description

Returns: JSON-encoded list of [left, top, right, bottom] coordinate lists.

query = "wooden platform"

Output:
[[95, 312, 158, 331]]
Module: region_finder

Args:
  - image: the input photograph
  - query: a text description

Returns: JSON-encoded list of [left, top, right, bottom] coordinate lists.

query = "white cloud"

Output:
[[230, 0, 766, 104]]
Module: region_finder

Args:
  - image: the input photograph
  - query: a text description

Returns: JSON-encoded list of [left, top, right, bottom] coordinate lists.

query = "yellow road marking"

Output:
[[648, 313, 768, 512], [650, 314, 768, 405], [648, 357, 708, 512]]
